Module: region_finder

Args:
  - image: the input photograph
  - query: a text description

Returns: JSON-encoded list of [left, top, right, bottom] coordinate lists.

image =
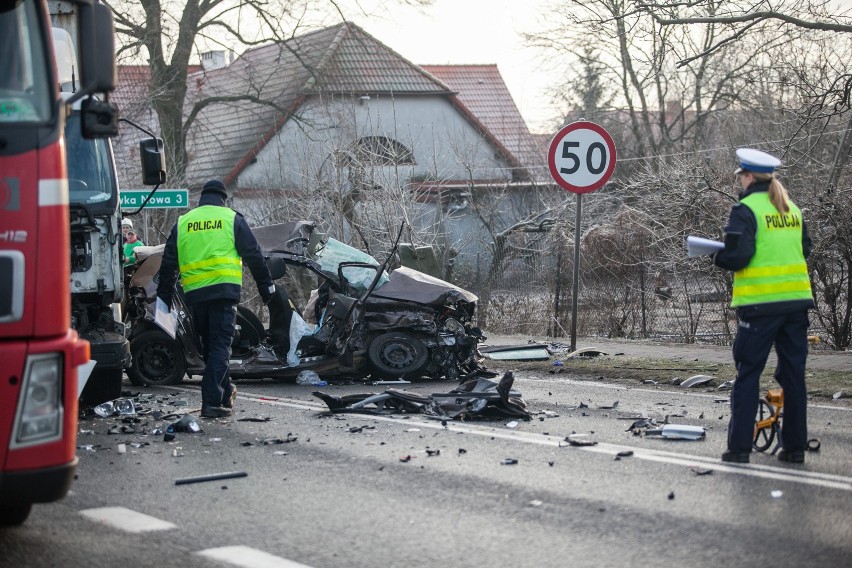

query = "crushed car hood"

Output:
[[371, 266, 478, 306]]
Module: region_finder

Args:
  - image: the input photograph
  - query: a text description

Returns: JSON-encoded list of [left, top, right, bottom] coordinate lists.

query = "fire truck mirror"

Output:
[[78, 2, 117, 94], [81, 97, 119, 139], [140, 138, 167, 186]]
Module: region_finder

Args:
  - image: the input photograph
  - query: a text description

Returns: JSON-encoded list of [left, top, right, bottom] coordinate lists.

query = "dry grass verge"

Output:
[[506, 355, 850, 403]]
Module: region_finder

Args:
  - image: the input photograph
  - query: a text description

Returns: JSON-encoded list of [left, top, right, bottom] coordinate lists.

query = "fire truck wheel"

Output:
[[128, 330, 186, 386], [0, 501, 31, 526], [80, 367, 124, 406]]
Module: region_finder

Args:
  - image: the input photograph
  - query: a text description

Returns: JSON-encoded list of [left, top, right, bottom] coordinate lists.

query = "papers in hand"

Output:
[[155, 298, 177, 339], [687, 235, 724, 257]]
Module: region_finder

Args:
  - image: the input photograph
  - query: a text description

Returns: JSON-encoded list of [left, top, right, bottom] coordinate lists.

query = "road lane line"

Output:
[[79, 506, 177, 533], [171, 386, 852, 491], [516, 376, 852, 411], [197, 545, 314, 568]]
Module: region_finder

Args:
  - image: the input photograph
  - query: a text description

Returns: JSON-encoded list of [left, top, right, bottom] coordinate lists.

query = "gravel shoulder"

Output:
[[480, 333, 852, 403]]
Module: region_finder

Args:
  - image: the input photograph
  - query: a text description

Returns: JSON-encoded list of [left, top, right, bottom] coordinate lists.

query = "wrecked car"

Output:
[[124, 221, 488, 385]]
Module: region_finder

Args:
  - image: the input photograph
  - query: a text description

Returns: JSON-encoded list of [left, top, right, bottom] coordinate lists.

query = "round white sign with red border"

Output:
[[547, 121, 617, 194]]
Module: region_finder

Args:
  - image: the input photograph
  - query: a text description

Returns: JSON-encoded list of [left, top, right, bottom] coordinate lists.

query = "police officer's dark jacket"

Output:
[[713, 180, 814, 318], [157, 191, 273, 306]]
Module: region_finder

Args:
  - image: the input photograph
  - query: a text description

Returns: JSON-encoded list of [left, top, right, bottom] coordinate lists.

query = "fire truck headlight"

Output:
[[13, 353, 64, 448]]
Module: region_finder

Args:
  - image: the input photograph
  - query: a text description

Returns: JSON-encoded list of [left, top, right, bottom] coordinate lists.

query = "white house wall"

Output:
[[238, 94, 513, 190]]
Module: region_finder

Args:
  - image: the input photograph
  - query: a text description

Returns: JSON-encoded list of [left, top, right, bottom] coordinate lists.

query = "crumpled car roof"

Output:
[[253, 221, 315, 257]]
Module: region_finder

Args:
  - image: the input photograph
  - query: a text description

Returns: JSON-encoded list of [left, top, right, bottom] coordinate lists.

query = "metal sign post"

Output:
[[547, 121, 617, 351]]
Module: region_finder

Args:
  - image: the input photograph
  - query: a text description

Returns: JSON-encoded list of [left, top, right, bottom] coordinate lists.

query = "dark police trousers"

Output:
[[729, 310, 809, 453], [192, 299, 237, 408]]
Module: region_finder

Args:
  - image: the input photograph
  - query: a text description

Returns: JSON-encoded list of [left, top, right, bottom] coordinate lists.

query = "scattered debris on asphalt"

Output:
[[501, 458, 519, 465], [680, 375, 714, 388], [690, 467, 713, 476], [807, 438, 821, 451], [93, 398, 136, 417], [312, 371, 530, 420], [565, 434, 597, 447], [167, 415, 202, 434], [833, 391, 845, 400], [627, 418, 658, 432], [644, 425, 706, 440], [479, 344, 550, 361], [175, 471, 248, 486], [771, 490, 783, 499]]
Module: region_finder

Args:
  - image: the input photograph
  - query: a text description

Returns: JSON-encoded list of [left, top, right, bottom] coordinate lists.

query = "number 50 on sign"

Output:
[[547, 121, 617, 194]]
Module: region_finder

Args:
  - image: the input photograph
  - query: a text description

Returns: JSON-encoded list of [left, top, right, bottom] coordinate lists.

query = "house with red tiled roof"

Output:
[[113, 22, 555, 274], [115, 22, 544, 191]]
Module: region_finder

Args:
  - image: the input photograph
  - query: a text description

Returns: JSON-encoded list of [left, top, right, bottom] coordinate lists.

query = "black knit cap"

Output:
[[202, 179, 228, 198]]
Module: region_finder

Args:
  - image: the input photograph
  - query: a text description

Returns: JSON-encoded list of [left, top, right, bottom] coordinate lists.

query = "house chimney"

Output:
[[201, 50, 227, 71]]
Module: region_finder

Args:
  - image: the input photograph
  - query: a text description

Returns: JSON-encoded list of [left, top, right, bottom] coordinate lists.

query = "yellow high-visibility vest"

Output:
[[177, 206, 242, 293], [731, 193, 812, 307]]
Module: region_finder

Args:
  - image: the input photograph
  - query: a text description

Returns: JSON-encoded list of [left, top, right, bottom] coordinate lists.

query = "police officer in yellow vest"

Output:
[[713, 149, 814, 464], [157, 180, 276, 418]]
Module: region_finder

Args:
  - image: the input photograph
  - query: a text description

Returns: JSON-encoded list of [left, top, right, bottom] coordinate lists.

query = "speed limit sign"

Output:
[[547, 121, 617, 194]]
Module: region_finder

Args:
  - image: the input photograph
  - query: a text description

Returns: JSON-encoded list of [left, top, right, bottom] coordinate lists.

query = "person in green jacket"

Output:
[[123, 228, 144, 268]]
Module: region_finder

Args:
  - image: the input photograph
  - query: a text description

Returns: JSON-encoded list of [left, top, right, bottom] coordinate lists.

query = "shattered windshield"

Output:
[[312, 238, 389, 291], [65, 113, 116, 205]]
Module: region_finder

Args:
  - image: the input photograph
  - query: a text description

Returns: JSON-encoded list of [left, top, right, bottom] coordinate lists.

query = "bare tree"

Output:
[[105, 0, 432, 184], [636, 0, 852, 113]]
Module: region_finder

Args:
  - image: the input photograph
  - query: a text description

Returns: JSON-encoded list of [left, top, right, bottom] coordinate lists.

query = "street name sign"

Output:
[[120, 189, 189, 210]]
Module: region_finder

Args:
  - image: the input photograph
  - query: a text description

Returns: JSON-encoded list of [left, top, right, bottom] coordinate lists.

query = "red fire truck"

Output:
[[0, 0, 117, 525]]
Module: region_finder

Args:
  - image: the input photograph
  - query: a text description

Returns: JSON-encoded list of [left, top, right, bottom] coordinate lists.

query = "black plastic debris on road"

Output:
[[312, 371, 531, 421], [175, 471, 248, 486], [167, 415, 202, 434]]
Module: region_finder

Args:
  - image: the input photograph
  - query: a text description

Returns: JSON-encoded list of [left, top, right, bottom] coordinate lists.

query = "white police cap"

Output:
[[121, 218, 133, 229], [735, 148, 781, 174]]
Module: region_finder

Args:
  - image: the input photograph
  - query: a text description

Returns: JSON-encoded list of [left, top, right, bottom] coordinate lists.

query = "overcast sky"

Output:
[[348, 0, 556, 134]]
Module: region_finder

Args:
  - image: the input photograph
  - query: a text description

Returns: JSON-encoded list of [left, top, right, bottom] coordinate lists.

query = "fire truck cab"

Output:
[[0, 0, 117, 525]]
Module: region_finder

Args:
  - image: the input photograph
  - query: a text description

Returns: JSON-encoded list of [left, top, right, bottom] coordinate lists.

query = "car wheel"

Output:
[[367, 332, 429, 378], [0, 501, 31, 526], [128, 330, 185, 386]]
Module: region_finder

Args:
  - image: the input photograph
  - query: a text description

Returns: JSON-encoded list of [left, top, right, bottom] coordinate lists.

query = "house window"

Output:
[[354, 136, 414, 165]]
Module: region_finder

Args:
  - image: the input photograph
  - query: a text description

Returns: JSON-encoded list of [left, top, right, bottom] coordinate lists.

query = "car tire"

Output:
[[0, 501, 31, 526], [367, 332, 429, 379], [127, 330, 185, 386]]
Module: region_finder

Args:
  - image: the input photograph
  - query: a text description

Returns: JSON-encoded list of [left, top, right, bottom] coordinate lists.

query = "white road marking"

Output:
[[197, 545, 314, 568], [171, 386, 852, 492], [517, 376, 852, 411], [79, 506, 177, 533]]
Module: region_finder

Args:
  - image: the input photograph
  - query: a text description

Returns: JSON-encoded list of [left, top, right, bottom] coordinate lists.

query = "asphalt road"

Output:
[[2, 369, 851, 568]]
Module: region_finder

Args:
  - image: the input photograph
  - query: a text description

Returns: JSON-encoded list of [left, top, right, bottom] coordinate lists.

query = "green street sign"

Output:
[[120, 189, 189, 210]]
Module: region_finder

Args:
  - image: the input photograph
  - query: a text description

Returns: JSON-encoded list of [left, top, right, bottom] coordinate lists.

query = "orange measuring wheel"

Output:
[[753, 388, 784, 452]]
